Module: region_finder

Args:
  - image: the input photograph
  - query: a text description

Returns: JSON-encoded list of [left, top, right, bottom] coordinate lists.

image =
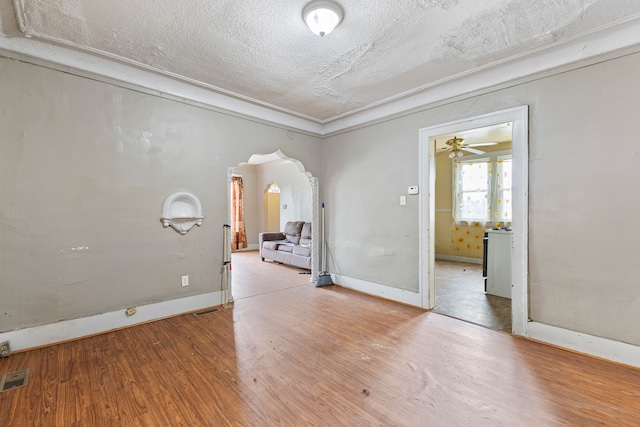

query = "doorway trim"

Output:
[[418, 106, 529, 336]]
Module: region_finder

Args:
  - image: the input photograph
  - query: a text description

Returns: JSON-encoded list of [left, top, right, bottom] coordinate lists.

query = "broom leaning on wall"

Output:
[[316, 202, 333, 287]]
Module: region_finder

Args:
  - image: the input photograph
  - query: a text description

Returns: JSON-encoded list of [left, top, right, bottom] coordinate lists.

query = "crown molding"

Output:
[[1, 14, 640, 137], [321, 15, 640, 135], [0, 35, 325, 135]]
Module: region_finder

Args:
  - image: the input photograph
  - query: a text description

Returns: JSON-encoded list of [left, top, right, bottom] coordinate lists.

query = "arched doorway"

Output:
[[226, 150, 319, 300]]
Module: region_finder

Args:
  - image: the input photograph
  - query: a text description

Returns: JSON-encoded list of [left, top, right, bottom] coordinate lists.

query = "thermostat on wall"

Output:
[[408, 186, 419, 195]]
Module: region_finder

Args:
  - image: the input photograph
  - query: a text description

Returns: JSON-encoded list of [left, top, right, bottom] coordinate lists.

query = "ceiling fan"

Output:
[[438, 137, 497, 158]]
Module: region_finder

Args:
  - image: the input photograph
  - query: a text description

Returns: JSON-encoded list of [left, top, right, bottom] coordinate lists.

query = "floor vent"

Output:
[[192, 307, 220, 317], [1, 369, 30, 392]]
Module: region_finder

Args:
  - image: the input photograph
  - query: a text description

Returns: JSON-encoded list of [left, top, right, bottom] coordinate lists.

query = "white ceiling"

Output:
[[2, 0, 640, 129]]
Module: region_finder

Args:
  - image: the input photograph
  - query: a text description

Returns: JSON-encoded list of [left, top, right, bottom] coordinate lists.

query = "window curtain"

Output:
[[453, 159, 512, 226], [493, 159, 512, 224], [230, 176, 248, 251], [454, 161, 489, 225]]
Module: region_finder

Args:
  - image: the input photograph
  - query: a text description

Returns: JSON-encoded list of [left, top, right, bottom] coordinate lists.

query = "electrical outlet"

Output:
[[181, 275, 189, 287], [125, 307, 137, 317], [0, 341, 11, 358]]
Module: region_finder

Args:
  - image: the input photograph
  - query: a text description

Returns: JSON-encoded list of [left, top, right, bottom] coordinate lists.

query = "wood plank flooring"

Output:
[[230, 250, 310, 300], [433, 260, 511, 333], [2, 256, 640, 425]]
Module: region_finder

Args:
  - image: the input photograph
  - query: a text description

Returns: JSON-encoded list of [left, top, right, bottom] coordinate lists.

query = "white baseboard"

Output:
[[335, 274, 640, 368], [435, 254, 483, 264], [332, 274, 421, 307], [526, 321, 640, 369], [5, 285, 638, 369], [0, 291, 225, 352], [235, 244, 259, 251]]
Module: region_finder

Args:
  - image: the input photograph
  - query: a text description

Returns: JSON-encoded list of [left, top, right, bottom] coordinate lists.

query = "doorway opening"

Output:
[[430, 123, 513, 332], [418, 106, 529, 336], [227, 150, 319, 301], [264, 182, 281, 232]]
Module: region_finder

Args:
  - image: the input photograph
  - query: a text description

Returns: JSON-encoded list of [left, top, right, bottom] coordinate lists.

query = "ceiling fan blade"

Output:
[[467, 141, 499, 147], [462, 147, 485, 155]]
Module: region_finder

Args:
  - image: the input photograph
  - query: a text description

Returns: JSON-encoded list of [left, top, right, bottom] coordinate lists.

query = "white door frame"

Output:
[[418, 106, 529, 336]]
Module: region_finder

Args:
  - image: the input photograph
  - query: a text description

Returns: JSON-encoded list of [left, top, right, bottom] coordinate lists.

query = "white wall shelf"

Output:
[[161, 192, 204, 235]]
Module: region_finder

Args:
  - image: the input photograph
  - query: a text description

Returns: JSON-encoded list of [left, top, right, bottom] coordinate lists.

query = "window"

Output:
[[453, 151, 512, 225], [267, 183, 280, 193]]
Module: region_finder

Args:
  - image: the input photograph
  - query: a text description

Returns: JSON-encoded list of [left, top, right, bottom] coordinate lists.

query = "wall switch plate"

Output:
[[125, 307, 136, 317], [181, 275, 189, 286], [408, 185, 419, 195], [400, 196, 406, 205]]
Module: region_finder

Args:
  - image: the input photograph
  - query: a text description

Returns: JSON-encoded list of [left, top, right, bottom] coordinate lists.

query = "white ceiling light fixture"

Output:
[[303, 1, 343, 37]]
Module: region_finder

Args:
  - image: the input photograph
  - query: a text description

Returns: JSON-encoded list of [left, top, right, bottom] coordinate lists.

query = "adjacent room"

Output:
[[2, 0, 640, 425], [229, 152, 316, 300], [431, 123, 513, 333]]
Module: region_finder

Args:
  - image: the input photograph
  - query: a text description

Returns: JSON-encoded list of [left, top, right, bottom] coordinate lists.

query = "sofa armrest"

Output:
[[260, 232, 285, 243], [259, 232, 286, 260]]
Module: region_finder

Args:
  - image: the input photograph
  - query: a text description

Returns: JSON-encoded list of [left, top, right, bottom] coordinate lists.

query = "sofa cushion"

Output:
[[263, 240, 286, 250], [277, 244, 294, 253], [299, 222, 312, 247], [284, 221, 305, 245], [293, 245, 311, 257]]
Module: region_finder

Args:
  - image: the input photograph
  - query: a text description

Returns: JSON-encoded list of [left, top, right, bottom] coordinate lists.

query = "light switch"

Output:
[[400, 196, 406, 205]]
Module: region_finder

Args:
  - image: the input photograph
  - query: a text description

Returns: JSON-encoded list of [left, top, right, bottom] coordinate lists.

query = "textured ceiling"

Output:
[[5, 0, 640, 123]]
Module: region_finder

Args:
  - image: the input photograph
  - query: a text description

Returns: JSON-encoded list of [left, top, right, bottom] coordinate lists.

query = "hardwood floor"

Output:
[[2, 259, 640, 425], [432, 260, 511, 333], [230, 249, 310, 300]]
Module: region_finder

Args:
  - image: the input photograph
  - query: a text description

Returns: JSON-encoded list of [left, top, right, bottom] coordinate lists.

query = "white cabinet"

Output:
[[486, 229, 512, 299]]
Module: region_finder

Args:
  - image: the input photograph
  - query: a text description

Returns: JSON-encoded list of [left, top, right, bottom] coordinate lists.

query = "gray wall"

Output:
[[0, 57, 322, 331], [323, 124, 419, 291], [324, 51, 640, 346], [4, 45, 640, 349]]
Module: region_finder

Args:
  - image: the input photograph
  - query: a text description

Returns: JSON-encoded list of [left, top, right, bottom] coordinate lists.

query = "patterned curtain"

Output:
[[230, 176, 248, 251], [493, 159, 512, 224]]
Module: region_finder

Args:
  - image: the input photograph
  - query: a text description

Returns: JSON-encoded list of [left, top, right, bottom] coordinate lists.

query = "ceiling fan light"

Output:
[[303, 1, 343, 37], [448, 152, 455, 159], [457, 151, 464, 157]]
